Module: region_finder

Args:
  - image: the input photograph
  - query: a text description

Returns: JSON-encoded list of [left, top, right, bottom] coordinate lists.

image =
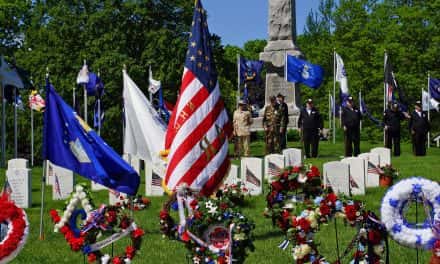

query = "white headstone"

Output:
[[358, 153, 380, 187], [145, 162, 165, 196], [222, 164, 239, 186], [6, 159, 32, 208], [283, 148, 302, 167], [46, 161, 74, 186], [341, 157, 366, 195], [371, 147, 391, 166], [323, 161, 350, 196], [264, 154, 284, 183], [241, 157, 263, 195], [109, 189, 127, 206], [52, 170, 75, 200]]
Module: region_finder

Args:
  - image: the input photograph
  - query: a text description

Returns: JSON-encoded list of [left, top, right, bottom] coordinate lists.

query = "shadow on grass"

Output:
[[253, 229, 284, 240]]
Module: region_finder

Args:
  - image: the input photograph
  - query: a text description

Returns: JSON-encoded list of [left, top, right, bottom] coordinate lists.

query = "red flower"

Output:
[[49, 209, 61, 223], [289, 180, 300, 190], [344, 204, 358, 222], [319, 204, 331, 216], [159, 210, 169, 219], [87, 253, 97, 263], [217, 256, 226, 264], [326, 193, 338, 205], [105, 210, 118, 224], [297, 218, 311, 233], [282, 210, 290, 219], [132, 228, 145, 239], [181, 230, 190, 242], [120, 217, 130, 229], [190, 199, 198, 210], [60, 225, 70, 235], [220, 203, 228, 210], [271, 181, 284, 191], [292, 166, 301, 173], [368, 230, 383, 244], [112, 257, 123, 264], [125, 245, 136, 259], [69, 237, 84, 251]]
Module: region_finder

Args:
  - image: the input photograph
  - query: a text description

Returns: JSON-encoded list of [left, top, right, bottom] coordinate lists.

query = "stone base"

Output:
[[250, 115, 299, 132]]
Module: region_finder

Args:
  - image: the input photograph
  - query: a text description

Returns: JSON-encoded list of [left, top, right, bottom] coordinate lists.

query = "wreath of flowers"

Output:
[[0, 195, 29, 263], [265, 165, 388, 263], [50, 184, 145, 264], [160, 191, 255, 264], [115, 194, 151, 211], [380, 177, 440, 250], [216, 181, 249, 206]]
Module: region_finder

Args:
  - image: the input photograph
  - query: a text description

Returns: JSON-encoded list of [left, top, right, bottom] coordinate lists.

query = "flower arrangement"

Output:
[[379, 165, 399, 186], [216, 181, 249, 206], [116, 194, 151, 211], [0, 195, 29, 263], [160, 193, 255, 264], [50, 184, 145, 264]]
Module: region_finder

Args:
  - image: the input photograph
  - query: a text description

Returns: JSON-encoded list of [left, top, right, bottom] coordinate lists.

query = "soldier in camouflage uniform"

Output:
[[263, 96, 285, 154]]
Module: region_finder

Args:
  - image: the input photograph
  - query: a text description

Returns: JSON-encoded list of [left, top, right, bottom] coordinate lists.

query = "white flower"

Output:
[[66, 204, 75, 212], [101, 254, 110, 264], [75, 185, 84, 192], [124, 258, 131, 264], [292, 244, 311, 260], [81, 199, 90, 207], [78, 192, 87, 200]]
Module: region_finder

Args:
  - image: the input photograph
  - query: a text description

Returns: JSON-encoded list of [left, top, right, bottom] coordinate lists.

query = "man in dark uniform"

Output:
[[409, 101, 430, 156], [298, 98, 323, 158], [383, 102, 407, 156], [277, 93, 289, 150], [342, 96, 362, 157]]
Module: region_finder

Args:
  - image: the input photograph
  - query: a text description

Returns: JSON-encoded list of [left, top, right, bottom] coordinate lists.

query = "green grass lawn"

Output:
[[2, 140, 440, 263]]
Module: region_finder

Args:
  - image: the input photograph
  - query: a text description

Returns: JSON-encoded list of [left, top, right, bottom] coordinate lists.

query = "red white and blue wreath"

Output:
[[380, 177, 440, 250], [265, 165, 388, 264], [0, 195, 29, 263], [50, 184, 145, 264], [160, 186, 255, 264]]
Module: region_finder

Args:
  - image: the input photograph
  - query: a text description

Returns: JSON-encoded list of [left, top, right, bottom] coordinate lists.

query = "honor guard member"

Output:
[[342, 96, 362, 157], [383, 102, 407, 156], [276, 93, 289, 150], [263, 96, 284, 154], [298, 98, 323, 158], [409, 101, 430, 156], [233, 100, 253, 157]]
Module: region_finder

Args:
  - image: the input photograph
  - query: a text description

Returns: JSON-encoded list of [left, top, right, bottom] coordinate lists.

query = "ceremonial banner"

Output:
[[164, 0, 232, 196], [285, 54, 324, 89], [43, 82, 139, 195]]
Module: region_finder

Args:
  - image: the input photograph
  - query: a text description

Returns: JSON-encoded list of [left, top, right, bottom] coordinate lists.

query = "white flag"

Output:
[[0, 56, 24, 89], [335, 53, 349, 94], [76, 64, 89, 84], [422, 90, 439, 111], [123, 70, 166, 166], [148, 67, 161, 94]]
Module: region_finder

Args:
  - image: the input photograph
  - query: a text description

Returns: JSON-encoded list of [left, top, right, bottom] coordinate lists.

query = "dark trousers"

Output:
[[303, 128, 319, 158], [385, 130, 401, 156], [344, 127, 360, 157], [412, 132, 427, 156], [279, 131, 287, 150]]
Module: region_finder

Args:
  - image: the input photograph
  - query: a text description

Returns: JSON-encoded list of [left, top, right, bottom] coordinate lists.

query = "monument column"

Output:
[[259, 0, 302, 126]]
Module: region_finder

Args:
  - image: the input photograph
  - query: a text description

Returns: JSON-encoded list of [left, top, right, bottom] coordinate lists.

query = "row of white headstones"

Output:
[[4, 147, 391, 208]]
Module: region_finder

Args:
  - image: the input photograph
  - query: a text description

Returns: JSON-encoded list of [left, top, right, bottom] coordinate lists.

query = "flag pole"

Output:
[[39, 67, 49, 240], [236, 54, 240, 106], [83, 59, 88, 124], [73, 84, 76, 109], [149, 65, 153, 103], [383, 50, 387, 145], [1, 80, 5, 167], [14, 86, 17, 158], [333, 48, 336, 144], [97, 69, 101, 136], [31, 100, 34, 166], [359, 90, 362, 131], [428, 72, 431, 149], [122, 64, 126, 154]]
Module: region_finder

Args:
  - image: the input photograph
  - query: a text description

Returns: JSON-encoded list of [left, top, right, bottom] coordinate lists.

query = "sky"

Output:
[[203, 0, 321, 47]]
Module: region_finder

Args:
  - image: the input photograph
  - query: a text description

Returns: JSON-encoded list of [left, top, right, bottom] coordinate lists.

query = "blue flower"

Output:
[[435, 195, 440, 205], [314, 197, 324, 206], [392, 224, 402, 233], [335, 200, 343, 211], [389, 198, 399, 208], [171, 201, 179, 211], [82, 245, 91, 254], [276, 193, 284, 202], [416, 235, 422, 245], [412, 184, 422, 195]]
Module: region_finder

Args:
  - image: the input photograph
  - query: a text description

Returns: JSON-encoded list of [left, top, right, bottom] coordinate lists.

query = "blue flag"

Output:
[[86, 72, 105, 97], [429, 77, 440, 100], [285, 54, 324, 89], [43, 81, 139, 195], [239, 57, 264, 84]]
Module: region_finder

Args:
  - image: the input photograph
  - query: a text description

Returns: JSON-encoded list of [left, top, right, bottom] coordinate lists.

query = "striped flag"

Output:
[[54, 175, 62, 196], [349, 176, 359, 189], [152, 172, 162, 187], [367, 161, 384, 175], [246, 167, 261, 187], [163, 0, 231, 196], [1, 179, 13, 198], [268, 161, 281, 177]]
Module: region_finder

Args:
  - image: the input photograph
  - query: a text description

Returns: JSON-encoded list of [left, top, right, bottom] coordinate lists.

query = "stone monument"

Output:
[[253, 0, 302, 130]]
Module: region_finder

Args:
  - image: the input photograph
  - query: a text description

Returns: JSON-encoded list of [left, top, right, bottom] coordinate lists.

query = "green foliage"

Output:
[[287, 129, 300, 141]]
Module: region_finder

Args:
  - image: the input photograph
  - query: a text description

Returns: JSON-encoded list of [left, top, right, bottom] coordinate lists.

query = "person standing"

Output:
[[277, 93, 289, 150], [342, 96, 362, 157], [263, 96, 282, 154], [383, 102, 407, 156], [298, 98, 323, 158], [409, 101, 430, 156], [233, 100, 253, 157]]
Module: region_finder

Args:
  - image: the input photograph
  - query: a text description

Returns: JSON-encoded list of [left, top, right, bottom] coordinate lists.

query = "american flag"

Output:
[[367, 161, 384, 175], [54, 175, 62, 196], [349, 175, 359, 189], [1, 179, 13, 198], [152, 172, 162, 187], [163, 0, 231, 196], [384, 53, 396, 103], [268, 161, 281, 177], [246, 167, 261, 187]]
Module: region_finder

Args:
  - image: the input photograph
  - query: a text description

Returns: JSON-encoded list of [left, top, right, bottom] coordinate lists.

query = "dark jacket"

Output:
[[278, 102, 289, 128], [297, 107, 323, 130], [409, 110, 430, 134], [342, 106, 362, 129], [383, 109, 405, 132]]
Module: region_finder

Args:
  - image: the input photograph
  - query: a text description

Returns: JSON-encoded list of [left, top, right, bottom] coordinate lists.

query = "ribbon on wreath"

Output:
[[83, 222, 137, 254]]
